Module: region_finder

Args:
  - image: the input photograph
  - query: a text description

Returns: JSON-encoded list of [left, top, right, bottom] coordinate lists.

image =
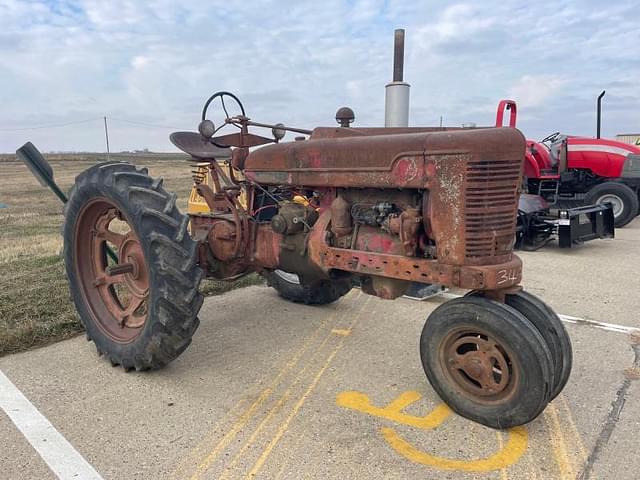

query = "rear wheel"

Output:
[[585, 182, 639, 228], [262, 269, 352, 305], [63, 162, 203, 370], [420, 296, 553, 429]]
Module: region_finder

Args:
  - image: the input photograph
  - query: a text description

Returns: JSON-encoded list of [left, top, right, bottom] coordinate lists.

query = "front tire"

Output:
[[262, 270, 351, 305], [420, 296, 554, 429], [63, 162, 203, 370], [585, 182, 639, 228], [467, 290, 572, 401]]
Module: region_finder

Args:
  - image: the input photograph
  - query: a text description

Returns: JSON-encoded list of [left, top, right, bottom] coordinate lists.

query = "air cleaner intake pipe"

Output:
[[385, 29, 410, 127]]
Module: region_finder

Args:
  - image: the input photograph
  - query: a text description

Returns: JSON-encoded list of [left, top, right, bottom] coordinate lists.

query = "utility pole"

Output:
[[439, 116, 443, 128], [103, 116, 110, 160]]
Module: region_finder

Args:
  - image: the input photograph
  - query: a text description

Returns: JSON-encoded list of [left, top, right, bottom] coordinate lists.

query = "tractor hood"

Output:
[[243, 127, 526, 189], [566, 137, 640, 178]]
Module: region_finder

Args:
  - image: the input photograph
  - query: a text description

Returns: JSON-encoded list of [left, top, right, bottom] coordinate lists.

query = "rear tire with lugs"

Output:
[[63, 162, 203, 371]]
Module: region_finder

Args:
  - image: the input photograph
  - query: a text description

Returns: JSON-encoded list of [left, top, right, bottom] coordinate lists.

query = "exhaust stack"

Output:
[[596, 90, 605, 139], [384, 29, 410, 127]]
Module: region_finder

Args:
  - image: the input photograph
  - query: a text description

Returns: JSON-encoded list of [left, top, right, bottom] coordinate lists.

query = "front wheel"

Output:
[[420, 296, 554, 429], [63, 162, 203, 370], [584, 182, 639, 228], [262, 270, 352, 305], [467, 290, 572, 401]]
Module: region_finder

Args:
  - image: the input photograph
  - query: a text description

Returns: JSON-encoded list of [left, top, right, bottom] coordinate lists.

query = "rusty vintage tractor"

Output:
[[18, 91, 571, 429]]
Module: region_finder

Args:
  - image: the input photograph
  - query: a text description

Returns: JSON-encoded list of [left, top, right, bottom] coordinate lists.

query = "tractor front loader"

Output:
[[18, 91, 572, 430]]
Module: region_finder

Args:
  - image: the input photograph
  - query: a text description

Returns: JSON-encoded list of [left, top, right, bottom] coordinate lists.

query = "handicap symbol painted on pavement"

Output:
[[336, 390, 528, 472]]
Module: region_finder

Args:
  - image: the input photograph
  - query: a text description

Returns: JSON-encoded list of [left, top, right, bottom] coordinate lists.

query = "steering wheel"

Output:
[[199, 91, 248, 148], [201, 91, 246, 123], [540, 132, 561, 144], [197, 90, 305, 149]]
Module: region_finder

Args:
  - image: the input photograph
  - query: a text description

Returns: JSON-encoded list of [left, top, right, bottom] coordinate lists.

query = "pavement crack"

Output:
[[577, 342, 640, 480]]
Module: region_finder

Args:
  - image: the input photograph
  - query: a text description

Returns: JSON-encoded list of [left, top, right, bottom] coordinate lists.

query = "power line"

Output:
[[107, 117, 191, 130], [0, 117, 102, 132], [0, 116, 193, 134]]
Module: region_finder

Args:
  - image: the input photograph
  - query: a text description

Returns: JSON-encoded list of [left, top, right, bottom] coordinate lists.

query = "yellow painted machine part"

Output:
[[187, 164, 313, 215], [188, 162, 247, 214]]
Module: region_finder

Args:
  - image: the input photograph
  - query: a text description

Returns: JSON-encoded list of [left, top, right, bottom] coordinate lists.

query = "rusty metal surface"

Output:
[[243, 127, 524, 189], [361, 276, 409, 299], [310, 126, 458, 139], [189, 112, 527, 295], [251, 224, 280, 269], [440, 327, 518, 402], [208, 219, 239, 262], [315, 243, 522, 290], [74, 200, 149, 342], [352, 226, 405, 255], [330, 195, 352, 237], [306, 210, 522, 290]]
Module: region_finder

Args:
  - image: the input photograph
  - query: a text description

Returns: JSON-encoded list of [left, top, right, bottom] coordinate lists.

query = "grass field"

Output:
[[0, 153, 262, 357]]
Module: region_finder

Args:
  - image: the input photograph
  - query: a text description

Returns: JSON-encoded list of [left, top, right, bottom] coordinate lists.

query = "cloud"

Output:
[[508, 75, 567, 108], [0, 0, 638, 152]]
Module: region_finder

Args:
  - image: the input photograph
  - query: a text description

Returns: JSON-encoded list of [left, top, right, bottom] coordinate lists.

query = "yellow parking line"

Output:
[[273, 457, 291, 480], [524, 443, 541, 480], [545, 403, 575, 479], [218, 330, 338, 479], [221, 303, 367, 479], [559, 394, 588, 464], [170, 400, 248, 480], [331, 328, 351, 336], [496, 431, 509, 480], [189, 388, 274, 480], [187, 292, 361, 479], [245, 297, 372, 479]]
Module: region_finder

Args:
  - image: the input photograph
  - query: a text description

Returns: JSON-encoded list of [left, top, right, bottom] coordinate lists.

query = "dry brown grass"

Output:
[[0, 154, 262, 356]]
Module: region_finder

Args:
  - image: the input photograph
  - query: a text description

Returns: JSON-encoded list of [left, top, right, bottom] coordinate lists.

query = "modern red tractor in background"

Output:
[[496, 99, 640, 227]]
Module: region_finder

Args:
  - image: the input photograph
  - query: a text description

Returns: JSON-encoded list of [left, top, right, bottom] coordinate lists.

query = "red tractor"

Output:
[[18, 91, 572, 430], [496, 99, 640, 227]]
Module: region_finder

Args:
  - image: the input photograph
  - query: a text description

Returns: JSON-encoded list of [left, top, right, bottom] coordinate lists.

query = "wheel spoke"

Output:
[[448, 351, 466, 368], [478, 339, 497, 353], [118, 295, 146, 327], [93, 273, 125, 288], [94, 209, 127, 249], [96, 228, 126, 249]]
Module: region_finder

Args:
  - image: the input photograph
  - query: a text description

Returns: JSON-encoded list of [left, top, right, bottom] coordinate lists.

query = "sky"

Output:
[[0, 0, 638, 153]]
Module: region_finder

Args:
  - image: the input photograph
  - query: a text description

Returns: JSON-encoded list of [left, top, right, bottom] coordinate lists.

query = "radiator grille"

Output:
[[464, 158, 521, 259]]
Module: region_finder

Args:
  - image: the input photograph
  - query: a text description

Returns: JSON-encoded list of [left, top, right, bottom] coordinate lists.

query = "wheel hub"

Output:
[[441, 329, 517, 402], [119, 235, 149, 298], [596, 193, 623, 217]]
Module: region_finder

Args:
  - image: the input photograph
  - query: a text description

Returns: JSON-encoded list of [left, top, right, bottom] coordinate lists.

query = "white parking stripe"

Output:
[[440, 292, 639, 335], [0, 370, 104, 480]]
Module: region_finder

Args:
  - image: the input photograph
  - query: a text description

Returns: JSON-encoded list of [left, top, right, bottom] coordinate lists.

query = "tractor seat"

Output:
[[548, 141, 561, 167], [547, 135, 568, 168], [170, 132, 232, 160]]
